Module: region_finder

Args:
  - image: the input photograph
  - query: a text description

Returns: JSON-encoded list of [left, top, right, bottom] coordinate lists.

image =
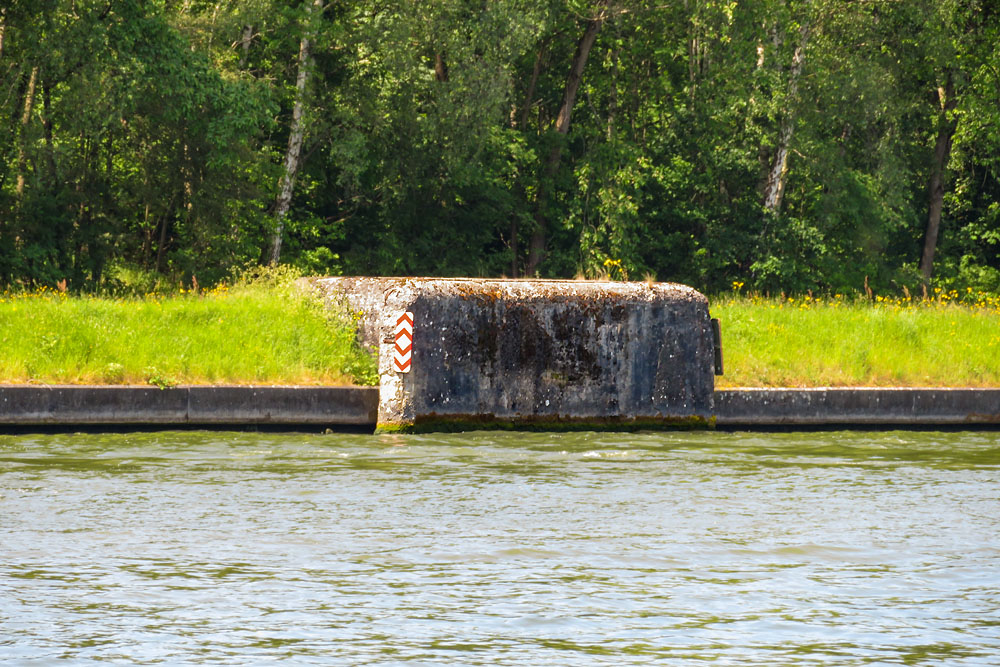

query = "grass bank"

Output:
[[6, 276, 999, 389], [712, 291, 1000, 387], [0, 274, 377, 387]]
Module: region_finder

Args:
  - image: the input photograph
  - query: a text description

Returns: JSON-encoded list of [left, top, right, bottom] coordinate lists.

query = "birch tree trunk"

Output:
[[239, 24, 253, 70], [919, 72, 958, 284], [762, 23, 809, 214], [16, 66, 39, 199], [269, 0, 322, 266], [526, 1, 610, 276], [0, 9, 6, 61]]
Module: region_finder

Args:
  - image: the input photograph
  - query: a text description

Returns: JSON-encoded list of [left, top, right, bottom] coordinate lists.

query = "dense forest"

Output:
[[1, 0, 998, 294]]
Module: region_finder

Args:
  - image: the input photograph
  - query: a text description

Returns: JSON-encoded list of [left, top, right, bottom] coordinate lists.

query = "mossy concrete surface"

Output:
[[311, 277, 717, 431]]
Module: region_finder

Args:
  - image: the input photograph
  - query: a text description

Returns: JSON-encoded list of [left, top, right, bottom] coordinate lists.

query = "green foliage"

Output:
[[144, 367, 179, 390], [1, 0, 999, 297]]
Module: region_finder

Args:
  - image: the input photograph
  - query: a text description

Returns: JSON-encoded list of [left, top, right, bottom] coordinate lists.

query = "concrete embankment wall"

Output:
[[311, 277, 718, 431], [3, 386, 1000, 429], [715, 388, 1000, 427], [0, 385, 378, 427]]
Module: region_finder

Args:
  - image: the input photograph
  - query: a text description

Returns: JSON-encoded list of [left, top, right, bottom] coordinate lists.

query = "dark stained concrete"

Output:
[[310, 277, 718, 431]]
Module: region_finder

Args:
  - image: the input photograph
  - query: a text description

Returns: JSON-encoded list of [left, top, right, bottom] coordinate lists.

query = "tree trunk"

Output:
[[763, 116, 795, 212], [269, 0, 322, 265], [16, 66, 39, 198], [156, 214, 170, 273], [182, 142, 193, 215], [434, 52, 448, 82], [920, 72, 958, 284], [553, 9, 606, 138], [517, 44, 546, 130], [239, 24, 253, 70], [509, 44, 551, 277], [142, 203, 152, 267], [0, 9, 6, 61], [607, 47, 619, 141], [525, 2, 609, 276], [155, 205, 175, 273], [762, 23, 809, 214]]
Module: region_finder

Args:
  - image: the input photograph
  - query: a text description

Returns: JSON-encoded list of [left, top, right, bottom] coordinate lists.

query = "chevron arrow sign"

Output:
[[393, 311, 413, 373]]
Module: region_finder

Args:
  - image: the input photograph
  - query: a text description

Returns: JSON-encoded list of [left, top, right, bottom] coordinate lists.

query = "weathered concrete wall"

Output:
[[7, 385, 1000, 430], [715, 388, 1000, 426], [0, 385, 378, 426], [310, 277, 716, 431]]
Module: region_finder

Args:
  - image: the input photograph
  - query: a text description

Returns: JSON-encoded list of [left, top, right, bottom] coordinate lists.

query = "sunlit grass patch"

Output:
[[712, 293, 1000, 387], [0, 273, 376, 387]]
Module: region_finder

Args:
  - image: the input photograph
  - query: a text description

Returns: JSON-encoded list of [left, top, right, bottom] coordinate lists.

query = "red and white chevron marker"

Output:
[[393, 311, 413, 373]]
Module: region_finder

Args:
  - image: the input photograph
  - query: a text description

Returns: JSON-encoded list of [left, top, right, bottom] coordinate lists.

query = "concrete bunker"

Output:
[[311, 277, 720, 432]]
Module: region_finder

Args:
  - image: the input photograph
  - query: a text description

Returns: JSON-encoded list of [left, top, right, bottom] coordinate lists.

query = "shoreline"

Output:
[[2, 385, 1000, 431]]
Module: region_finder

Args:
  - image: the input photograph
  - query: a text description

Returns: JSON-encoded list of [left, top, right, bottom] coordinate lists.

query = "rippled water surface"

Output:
[[2, 429, 999, 665]]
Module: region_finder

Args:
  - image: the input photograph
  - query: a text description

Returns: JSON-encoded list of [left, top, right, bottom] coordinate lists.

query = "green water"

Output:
[[1, 430, 999, 665]]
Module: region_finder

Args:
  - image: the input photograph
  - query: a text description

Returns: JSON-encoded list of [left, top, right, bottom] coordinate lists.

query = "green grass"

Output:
[[711, 293, 1000, 387], [0, 277, 377, 387], [7, 275, 999, 389]]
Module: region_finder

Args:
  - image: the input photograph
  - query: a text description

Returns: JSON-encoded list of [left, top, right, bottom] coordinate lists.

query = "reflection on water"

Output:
[[1, 430, 999, 665]]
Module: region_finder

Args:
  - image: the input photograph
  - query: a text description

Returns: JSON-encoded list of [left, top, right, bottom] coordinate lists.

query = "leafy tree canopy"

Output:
[[1, 0, 998, 295]]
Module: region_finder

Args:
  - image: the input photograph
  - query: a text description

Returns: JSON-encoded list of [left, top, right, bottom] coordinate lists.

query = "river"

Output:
[[2, 429, 999, 665]]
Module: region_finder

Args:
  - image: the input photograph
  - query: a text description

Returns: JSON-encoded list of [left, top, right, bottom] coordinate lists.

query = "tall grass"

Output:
[[712, 292, 1000, 387], [7, 273, 999, 389], [0, 271, 377, 386]]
